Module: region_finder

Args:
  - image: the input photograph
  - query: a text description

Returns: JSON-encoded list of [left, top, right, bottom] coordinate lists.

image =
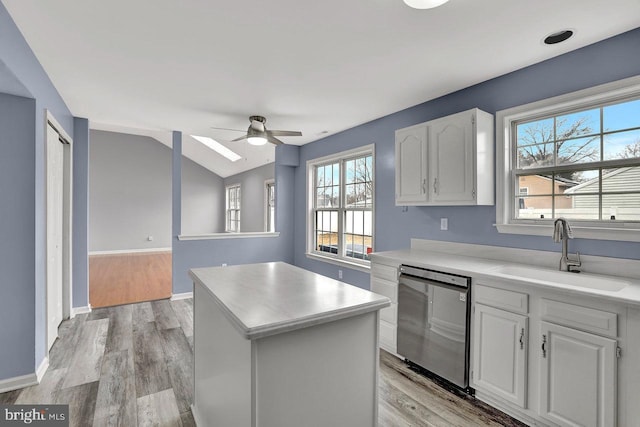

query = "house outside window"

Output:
[[265, 180, 275, 232], [226, 184, 241, 232], [496, 76, 640, 241], [307, 145, 374, 269]]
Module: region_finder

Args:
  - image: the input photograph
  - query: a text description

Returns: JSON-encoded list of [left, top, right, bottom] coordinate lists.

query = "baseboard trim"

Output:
[[36, 357, 49, 383], [71, 304, 92, 318], [89, 247, 172, 256], [0, 372, 38, 394], [171, 292, 193, 301], [191, 404, 203, 427]]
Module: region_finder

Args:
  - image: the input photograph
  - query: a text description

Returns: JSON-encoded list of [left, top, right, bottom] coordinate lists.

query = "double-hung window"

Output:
[[226, 184, 241, 232], [496, 76, 640, 241], [307, 145, 374, 269]]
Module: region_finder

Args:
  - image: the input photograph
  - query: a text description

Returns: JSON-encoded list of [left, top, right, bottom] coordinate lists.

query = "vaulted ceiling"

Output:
[[4, 0, 640, 177]]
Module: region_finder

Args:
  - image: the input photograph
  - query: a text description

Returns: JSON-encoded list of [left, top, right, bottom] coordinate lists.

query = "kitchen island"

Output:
[[189, 262, 390, 427]]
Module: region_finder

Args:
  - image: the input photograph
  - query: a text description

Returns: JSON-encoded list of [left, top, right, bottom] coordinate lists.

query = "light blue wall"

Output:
[[171, 141, 295, 294], [293, 27, 640, 290], [0, 1, 75, 380]]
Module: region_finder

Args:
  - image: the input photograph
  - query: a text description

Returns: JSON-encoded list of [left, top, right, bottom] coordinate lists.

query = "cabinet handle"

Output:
[[541, 334, 547, 358], [433, 178, 438, 193], [422, 178, 427, 194], [519, 328, 525, 350]]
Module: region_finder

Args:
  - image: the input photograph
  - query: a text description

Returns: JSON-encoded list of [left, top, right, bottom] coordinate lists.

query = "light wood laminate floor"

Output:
[[89, 252, 172, 308], [0, 298, 524, 427]]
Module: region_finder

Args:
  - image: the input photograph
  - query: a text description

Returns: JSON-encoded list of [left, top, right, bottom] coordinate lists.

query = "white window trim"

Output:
[[264, 179, 275, 232], [306, 144, 375, 271], [225, 183, 241, 233], [496, 74, 640, 242]]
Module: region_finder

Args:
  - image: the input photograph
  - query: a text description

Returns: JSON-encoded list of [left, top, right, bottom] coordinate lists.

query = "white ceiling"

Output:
[[4, 0, 640, 177]]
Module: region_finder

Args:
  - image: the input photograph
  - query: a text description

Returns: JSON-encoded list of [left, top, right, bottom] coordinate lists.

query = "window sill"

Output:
[[305, 252, 371, 273], [495, 223, 640, 242], [179, 232, 280, 241]]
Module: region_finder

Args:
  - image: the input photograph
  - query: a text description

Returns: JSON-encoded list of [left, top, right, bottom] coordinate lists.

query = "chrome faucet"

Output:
[[553, 218, 581, 272]]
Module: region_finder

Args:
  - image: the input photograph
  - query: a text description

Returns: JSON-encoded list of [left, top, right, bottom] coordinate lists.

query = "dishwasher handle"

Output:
[[399, 274, 470, 294]]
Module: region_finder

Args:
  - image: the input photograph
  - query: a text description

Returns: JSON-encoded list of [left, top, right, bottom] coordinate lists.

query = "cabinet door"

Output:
[[473, 304, 528, 408], [539, 321, 616, 427], [428, 112, 475, 203], [395, 125, 428, 204]]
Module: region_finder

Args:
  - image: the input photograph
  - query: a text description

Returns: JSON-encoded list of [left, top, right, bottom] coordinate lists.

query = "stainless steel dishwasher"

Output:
[[397, 264, 471, 390]]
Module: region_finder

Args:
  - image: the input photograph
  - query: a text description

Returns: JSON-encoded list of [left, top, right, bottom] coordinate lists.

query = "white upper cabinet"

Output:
[[395, 124, 428, 204], [395, 108, 494, 206]]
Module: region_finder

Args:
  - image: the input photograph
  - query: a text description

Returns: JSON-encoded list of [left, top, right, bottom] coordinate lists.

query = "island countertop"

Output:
[[189, 261, 390, 340]]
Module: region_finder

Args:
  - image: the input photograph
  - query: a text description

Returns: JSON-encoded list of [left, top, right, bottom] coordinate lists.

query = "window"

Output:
[[307, 145, 374, 269], [496, 76, 640, 241], [265, 180, 275, 232], [226, 184, 241, 232]]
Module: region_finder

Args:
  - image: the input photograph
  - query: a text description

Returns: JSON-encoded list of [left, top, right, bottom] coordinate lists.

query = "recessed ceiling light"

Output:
[[191, 135, 241, 162], [403, 0, 449, 9], [544, 30, 574, 45]]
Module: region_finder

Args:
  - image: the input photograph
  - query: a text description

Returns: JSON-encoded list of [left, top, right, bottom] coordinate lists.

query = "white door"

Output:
[[395, 125, 428, 204], [46, 123, 64, 350], [539, 321, 616, 427], [473, 304, 528, 408], [428, 111, 474, 203]]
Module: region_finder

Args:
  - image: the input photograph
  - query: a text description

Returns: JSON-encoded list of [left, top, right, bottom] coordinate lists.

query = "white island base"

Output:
[[190, 262, 388, 427]]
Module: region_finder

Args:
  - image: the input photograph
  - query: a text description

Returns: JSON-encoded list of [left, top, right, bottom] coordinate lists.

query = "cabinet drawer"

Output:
[[475, 284, 528, 314], [540, 299, 617, 338], [379, 320, 396, 351], [380, 302, 397, 324], [371, 263, 398, 282], [371, 277, 397, 303]]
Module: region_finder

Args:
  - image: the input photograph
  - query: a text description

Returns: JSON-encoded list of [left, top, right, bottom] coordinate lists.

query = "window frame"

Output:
[[265, 179, 275, 232], [306, 144, 375, 272], [496, 75, 640, 242], [225, 183, 241, 233]]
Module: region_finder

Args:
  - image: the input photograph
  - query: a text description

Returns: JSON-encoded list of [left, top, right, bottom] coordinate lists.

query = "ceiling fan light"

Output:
[[247, 136, 268, 146], [402, 0, 449, 9]]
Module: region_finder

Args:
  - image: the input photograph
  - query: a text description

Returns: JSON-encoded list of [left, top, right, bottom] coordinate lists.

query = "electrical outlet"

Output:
[[222, 263, 227, 267], [147, 235, 154, 241], [440, 218, 448, 231], [338, 270, 343, 279]]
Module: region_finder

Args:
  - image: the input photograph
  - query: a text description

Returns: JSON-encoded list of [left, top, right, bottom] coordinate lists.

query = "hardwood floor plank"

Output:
[[93, 349, 137, 427], [151, 300, 180, 331], [90, 252, 172, 308], [105, 304, 133, 354], [88, 307, 111, 321], [136, 388, 182, 427], [133, 321, 172, 398], [55, 381, 100, 427], [0, 389, 20, 405], [170, 300, 193, 337], [378, 399, 415, 427], [180, 410, 196, 427], [160, 328, 193, 413], [62, 319, 109, 389], [49, 315, 87, 370], [133, 301, 155, 327], [16, 368, 67, 404]]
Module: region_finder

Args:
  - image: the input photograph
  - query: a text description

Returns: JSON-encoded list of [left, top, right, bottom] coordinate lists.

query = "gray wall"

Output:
[[0, 2, 76, 381], [181, 156, 225, 234], [224, 163, 275, 232], [90, 130, 225, 251]]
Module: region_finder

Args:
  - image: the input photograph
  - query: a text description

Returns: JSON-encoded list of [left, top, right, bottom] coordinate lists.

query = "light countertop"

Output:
[[370, 249, 640, 307], [189, 261, 390, 340]]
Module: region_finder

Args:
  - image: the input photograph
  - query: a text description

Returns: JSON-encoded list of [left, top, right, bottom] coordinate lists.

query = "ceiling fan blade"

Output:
[[267, 130, 302, 137], [210, 126, 246, 132], [231, 135, 249, 142], [267, 135, 285, 146]]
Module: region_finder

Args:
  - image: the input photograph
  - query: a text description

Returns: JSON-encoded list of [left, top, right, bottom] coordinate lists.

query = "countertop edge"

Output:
[[189, 269, 391, 340], [370, 250, 640, 307]]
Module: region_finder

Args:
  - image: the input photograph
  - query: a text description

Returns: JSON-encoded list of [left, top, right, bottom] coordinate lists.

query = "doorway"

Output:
[[46, 113, 72, 352]]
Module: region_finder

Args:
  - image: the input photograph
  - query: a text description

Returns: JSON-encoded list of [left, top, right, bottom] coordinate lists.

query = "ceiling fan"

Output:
[[212, 115, 302, 146]]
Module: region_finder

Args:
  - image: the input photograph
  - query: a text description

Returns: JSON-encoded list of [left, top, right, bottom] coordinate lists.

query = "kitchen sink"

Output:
[[490, 265, 629, 292]]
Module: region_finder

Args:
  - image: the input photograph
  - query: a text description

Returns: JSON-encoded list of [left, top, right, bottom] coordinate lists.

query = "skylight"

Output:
[[191, 135, 242, 162]]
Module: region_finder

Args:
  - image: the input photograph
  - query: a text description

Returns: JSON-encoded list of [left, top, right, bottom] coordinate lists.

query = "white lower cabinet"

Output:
[[370, 262, 399, 354], [473, 304, 528, 408], [539, 321, 617, 427]]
